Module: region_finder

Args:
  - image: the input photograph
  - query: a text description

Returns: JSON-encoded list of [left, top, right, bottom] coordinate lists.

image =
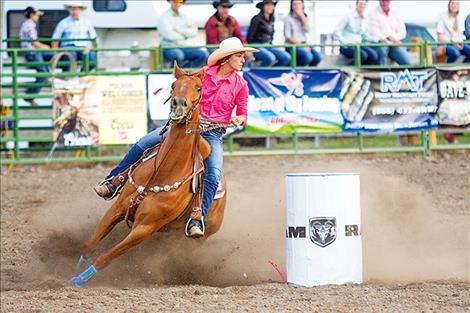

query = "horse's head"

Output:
[[169, 62, 204, 124]]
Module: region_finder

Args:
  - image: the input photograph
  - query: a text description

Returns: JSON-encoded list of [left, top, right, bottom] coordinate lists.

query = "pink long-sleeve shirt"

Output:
[[369, 6, 407, 41], [200, 65, 248, 126]]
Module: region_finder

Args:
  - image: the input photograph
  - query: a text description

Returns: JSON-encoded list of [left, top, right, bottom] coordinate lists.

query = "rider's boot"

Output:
[[93, 171, 128, 200], [186, 207, 204, 238], [93, 181, 117, 199]]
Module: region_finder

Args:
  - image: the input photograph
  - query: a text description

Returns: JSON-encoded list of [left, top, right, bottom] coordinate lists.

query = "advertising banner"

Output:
[[341, 68, 439, 132], [285, 173, 362, 287], [243, 69, 344, 134], [147, 73, 175, 121], [53, 75, 147, 146], [98, 75, 147, 144], [436, 67, 470, 126], [53, 76, 99, 146]]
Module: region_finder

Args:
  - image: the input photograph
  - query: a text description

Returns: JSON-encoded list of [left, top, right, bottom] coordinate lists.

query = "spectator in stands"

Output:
[[334, 0, 378, 65], [52, 1, 96, 71], [284, 0, 321, 66], [158, 0, 208, 68], [19, 6, 54, 105], [369, 0, 411, 65], [437, 0, 470, 63], [465, 13, 470, 40], [205, 0, 246, 45], [247, 0, 291, 67]]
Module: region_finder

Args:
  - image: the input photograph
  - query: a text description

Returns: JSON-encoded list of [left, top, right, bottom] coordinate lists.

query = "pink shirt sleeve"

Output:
[[235, 81, 249, 125], [392, 13, 407, 41], [369, 12, 385, 42]]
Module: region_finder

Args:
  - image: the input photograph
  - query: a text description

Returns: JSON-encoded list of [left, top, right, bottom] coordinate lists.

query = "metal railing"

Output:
[[1, 39, 469, 165]]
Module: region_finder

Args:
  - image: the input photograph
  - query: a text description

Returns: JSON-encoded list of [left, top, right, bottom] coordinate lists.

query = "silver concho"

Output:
[[137, 186, 145, 194]]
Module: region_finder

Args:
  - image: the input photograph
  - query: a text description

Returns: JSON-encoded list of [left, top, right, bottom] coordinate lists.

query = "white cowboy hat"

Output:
[[207, 37, 258, 66], [64, 0, 87, 9]]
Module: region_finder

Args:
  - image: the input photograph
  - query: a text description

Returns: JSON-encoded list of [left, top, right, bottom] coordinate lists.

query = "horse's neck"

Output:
[[156, 118, 199, 170]]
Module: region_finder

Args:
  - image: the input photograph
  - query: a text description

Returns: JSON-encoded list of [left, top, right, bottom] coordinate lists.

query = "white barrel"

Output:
[[285, 173, 362, 287]]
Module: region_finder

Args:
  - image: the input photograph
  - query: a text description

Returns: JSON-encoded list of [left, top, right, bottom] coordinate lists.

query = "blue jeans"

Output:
[[106, 127, 223, 217], [446, 44, 470, 63], [293, 47, 322, 66], [375, 46, 411, 65], [163, 48, 209, 68], [340, 46, 378, 65], [60, 46, 96, 71], [254, 47, 292, 66], [24, 51, 54, 94]]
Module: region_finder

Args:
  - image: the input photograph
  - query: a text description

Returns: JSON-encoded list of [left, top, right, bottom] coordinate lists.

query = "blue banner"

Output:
[[243, 69, 344, 134]]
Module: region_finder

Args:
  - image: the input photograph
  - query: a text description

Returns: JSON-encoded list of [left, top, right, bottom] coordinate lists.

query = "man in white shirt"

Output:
[[334, 0, 378, 65], [52, 1, 97, 70], [158, 0, 209, 68], [369, 0, 411, 65]]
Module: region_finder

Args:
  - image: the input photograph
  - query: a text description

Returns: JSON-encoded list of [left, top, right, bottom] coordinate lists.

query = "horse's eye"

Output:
[[197, 87, 201, 92]]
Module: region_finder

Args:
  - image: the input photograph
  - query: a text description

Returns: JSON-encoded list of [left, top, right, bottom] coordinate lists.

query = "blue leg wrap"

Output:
[[71, 265, 97, 288], [76, 255, 91, 271]]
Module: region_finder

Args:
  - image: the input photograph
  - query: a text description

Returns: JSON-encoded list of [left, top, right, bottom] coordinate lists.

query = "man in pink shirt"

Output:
[[94, 37, 257, 237], [369, 0, 411, 65]]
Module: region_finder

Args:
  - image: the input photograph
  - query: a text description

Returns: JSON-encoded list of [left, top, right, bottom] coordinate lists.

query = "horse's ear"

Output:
[[194, 68, 205, 82], [174, 61, 184, 79]]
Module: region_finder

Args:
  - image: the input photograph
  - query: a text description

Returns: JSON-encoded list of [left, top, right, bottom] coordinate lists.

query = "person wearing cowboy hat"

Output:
[[52, 0, 97, 71], [247, 0, 291, 67], [93, 37, 258, 237], [19, 7, 54, 105], [205, 0, 246, 45], [284, 0, 322, 66], [158, 0, 209, 68]]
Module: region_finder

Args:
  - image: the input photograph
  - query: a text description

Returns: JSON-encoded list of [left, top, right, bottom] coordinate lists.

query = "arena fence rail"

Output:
[[1, 39, 469, 165]]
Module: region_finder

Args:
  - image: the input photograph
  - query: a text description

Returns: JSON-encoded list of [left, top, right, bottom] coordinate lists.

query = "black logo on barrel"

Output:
[[309, 217, 337, 247]]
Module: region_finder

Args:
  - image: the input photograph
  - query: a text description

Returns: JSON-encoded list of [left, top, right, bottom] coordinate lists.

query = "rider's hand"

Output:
[[230, 116, 245, 127]]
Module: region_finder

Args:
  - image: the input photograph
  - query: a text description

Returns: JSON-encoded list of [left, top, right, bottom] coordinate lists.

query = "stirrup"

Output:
[[185, 215, 205, 238], [94, 180, 120, 200]]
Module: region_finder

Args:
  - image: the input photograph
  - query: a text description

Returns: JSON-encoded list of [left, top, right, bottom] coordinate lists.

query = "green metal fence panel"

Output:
[[1, 40, 470, 165]]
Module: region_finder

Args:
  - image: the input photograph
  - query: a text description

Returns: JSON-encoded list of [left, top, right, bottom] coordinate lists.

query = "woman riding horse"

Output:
[[94, 37, 257, 237]]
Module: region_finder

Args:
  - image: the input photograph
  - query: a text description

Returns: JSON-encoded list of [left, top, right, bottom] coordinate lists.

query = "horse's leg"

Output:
[[81, 197, 128, 258], [91, 201, 172, 269], [92, 221, 159, 270]]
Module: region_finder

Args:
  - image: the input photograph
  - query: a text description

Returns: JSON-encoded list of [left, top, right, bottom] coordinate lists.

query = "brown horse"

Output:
[[71, 64, 227, 287]]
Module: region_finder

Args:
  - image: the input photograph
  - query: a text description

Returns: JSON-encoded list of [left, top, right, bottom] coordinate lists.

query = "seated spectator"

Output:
[[247, 0, 291, 67], [369, 0, 411, 65], [158, 0, 208, 68], [52, 1, 96, 71], [19, 6, 54, 105], [437, 0, 470, 63], [465, 13, 470, 40], [334, 0, 378, 65], [205, 0, 246, 45], [284, 0, 321, 66]]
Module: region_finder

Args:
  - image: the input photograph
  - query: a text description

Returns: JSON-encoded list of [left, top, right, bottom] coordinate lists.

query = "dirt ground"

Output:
[[1, 152, 469, 312]]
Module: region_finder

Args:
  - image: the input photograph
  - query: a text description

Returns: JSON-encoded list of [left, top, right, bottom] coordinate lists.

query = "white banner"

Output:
[[147, 74, 174, 121], [285, 173, 362, 287]]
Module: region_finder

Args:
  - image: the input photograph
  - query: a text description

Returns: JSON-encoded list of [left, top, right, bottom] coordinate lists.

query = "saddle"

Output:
[[111, 142, 225, 228]]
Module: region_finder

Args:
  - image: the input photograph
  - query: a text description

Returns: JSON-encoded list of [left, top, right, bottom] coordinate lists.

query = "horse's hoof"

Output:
[[71, 276, 84, 288]]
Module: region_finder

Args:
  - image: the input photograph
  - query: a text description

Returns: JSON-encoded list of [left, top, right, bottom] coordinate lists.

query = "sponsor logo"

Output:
[[286, 224, 360, 239], [285, 226, 306, 238], [380, 69, 428, 93], [268, 72, 305, 96], [309, 217, 337, 247]]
